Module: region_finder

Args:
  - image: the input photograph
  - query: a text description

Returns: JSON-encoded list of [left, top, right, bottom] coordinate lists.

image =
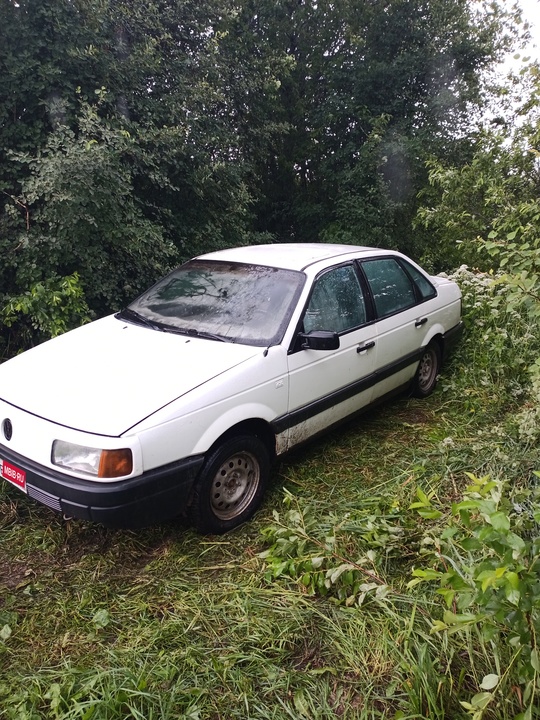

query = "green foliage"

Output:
[[8, 105, 176, 313], [409, 471, 540, 719], [243, 0, 510, 248], [0, 0, 522, 357], [416, 61, 540, 273], [1, 0, 276, 356], [0, 273, 90, 359], [259, 489, 415, 606]]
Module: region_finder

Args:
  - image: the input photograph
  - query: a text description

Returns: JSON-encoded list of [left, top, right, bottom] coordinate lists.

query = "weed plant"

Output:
[[1, 266, 539, 719]]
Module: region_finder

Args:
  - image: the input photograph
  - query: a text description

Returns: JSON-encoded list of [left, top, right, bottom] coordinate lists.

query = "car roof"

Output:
[[197, 243, 387, 272]]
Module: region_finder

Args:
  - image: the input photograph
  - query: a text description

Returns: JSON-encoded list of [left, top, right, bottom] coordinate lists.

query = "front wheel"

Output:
[[411, 341, 441, 398], [189, 435, 270, 534]]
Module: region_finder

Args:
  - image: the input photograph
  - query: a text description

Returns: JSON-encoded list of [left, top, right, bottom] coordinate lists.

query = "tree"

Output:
[[0, 0, 279, 356], [228, 0, 515, 251], [416, 59, 540, 276], [0, 0, 526, 358]]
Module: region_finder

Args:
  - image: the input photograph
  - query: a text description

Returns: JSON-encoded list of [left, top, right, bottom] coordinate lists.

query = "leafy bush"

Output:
[[0, 273, 90, 360], [259, 489, 415, 605], [410, 471, 540, 720]]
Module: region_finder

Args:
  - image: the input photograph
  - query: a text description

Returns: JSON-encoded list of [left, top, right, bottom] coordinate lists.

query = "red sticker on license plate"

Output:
[[1, 459, 27, 492]]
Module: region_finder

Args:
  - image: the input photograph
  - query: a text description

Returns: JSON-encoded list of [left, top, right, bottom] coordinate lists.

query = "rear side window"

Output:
[[362, 258, 417, 318], [401, 259, 436, 300]]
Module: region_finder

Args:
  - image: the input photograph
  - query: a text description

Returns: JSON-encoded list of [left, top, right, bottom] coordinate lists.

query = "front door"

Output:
[[285, 263, 377, 448]]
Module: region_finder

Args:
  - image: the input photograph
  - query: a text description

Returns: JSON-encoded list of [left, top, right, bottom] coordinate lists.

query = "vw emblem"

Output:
[[2, 419, 13, 441]]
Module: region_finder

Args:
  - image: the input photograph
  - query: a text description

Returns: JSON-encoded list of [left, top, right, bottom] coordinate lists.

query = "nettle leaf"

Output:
[[469, 691, 493, 709], [480, 674, 499, 690], [488, 511, 510, 531]]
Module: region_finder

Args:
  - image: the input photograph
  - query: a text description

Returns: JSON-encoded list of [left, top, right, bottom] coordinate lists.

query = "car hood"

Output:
[[0, 315, 262, 436]]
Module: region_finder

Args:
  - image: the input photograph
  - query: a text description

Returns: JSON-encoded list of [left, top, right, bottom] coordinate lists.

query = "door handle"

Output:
[[415, 318, 428, 327], [357, 340, 375, 353]]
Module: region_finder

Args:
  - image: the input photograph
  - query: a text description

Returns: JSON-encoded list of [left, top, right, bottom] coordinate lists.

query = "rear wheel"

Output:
[[412, 341, 441, 398], [189, 435, 269, 534]]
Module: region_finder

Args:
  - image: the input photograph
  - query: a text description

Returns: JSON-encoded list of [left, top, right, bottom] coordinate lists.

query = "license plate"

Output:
[[0, 458, 27, 493]]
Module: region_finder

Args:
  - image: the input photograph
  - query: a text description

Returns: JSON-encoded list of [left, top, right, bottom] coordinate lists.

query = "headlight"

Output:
[[52, 441, 133, 478]]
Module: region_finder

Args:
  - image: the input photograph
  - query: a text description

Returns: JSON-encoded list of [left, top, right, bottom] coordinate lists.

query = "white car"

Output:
[[0, 244, 462, 533]]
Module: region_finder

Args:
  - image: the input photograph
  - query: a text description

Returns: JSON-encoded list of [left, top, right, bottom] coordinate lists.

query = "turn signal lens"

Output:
[[98, 449, 133, 478], [52, 441, 133, 478]]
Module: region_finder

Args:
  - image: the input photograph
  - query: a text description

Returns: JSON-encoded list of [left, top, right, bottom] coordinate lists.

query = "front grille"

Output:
[[27, 485, 62, 512]]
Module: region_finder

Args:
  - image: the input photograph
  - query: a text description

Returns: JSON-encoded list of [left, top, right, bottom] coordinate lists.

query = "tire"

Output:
[[411, 341, 441, 398], [189, 435, 270, 534]]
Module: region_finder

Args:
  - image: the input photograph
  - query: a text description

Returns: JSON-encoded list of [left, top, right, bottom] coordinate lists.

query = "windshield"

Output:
[[125, 259, 305, 346]]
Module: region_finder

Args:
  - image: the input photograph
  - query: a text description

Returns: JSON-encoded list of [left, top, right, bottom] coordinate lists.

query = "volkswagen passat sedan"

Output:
[[0, 244, 462, 533]]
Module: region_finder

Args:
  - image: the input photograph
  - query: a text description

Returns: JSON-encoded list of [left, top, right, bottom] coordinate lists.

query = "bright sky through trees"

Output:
[[516, 0, 540, 57]]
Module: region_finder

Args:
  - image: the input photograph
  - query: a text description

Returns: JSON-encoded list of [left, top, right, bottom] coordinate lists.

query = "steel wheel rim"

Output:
[[210, 451, 260, 520], [418, 348, 437, 391]]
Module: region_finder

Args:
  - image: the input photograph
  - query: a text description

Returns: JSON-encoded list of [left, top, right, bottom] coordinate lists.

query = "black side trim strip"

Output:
[[272, 348, 422, 434]]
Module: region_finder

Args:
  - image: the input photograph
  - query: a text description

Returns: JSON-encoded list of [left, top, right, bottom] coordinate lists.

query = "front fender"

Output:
[[190, 402, 278, 455]]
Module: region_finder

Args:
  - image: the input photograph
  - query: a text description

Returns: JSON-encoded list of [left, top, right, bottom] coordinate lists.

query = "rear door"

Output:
[[359, 256, 438, 401]]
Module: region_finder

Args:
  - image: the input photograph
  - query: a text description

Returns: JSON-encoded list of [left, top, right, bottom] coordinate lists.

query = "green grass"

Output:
[[1, 272, 540, 719], [0, 395, 486, 719]]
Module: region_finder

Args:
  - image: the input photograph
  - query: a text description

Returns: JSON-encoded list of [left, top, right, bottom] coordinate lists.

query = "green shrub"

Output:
[[0, 272, 90, 359]]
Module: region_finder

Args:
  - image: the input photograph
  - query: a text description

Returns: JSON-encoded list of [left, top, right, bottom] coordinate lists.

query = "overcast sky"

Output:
[[516, 0, 540, 58]]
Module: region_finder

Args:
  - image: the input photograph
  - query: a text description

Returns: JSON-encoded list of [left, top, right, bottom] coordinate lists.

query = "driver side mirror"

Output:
[[299, 330, 340, 351]]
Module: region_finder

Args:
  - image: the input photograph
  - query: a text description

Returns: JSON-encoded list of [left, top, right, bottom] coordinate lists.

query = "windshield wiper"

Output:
[[116, 308, 166, 332], [155, 325, 228, 342], [117, 310, 229, 342], [182, 327, 228, 342]]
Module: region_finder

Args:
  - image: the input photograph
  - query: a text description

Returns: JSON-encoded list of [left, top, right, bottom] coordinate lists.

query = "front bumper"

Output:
[[0, 443, 204, 529]]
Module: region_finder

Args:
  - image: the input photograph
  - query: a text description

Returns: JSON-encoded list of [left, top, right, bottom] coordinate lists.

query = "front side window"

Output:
[[303, 265, 367, 334], [362, 258, 417, 317], [125, 260, 305, 346]]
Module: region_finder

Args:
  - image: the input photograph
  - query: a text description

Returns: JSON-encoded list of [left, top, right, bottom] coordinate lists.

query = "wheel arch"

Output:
[[423, 328, 445, 357], [204, 418, 277, 464], [427, 331, 444, 356]]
